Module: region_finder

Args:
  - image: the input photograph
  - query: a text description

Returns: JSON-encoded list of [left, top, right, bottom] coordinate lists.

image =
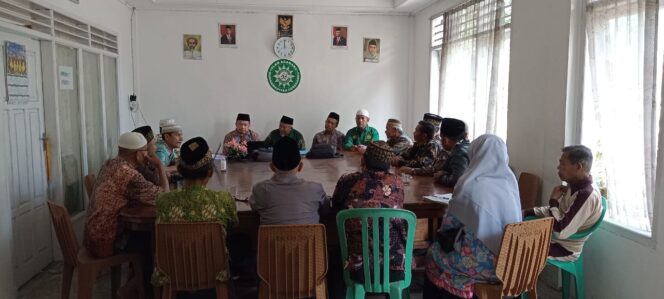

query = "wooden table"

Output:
[[120, 152, 450, 245]]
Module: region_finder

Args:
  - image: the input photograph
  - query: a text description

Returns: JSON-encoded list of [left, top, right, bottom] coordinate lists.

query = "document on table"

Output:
[[423, 193, 452, 204]]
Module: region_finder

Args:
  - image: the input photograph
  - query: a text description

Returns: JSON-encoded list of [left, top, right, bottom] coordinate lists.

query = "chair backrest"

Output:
[[256, 224, 328, 299], [84, 174, 95, 199], [154, 222, 229, 291], [336, 208, 417, 293], [47, 201, 80, 266], [494, 217, 554, 297], [518, 172, 542, 210], [569, 196, 608, 239]]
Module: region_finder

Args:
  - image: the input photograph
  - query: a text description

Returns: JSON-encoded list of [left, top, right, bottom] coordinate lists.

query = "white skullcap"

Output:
[[356, 108, 370, 118], [159, 118, 182, 134], [118, 132, 147, 150]]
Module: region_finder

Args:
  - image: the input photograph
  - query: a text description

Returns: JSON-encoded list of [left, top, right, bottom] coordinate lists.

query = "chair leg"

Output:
[[575, 266, 584, 299], [161, 285, 173, 299], [77, 266, 98, 299], [561, 270, 571, 299], [61, 264, 74, 299], [353, 285, 366, 299], [215, 282, 230, 299], [111, 265, 122, 299], [389, 286, 403, 299]]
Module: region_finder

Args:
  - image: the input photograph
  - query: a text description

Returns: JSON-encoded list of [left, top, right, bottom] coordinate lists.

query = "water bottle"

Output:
[[219, 154, 227, 172]]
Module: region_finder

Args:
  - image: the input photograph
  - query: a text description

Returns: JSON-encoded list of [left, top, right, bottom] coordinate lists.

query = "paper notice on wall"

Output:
[[58, 66, 74, 90], [5, 41, 30, 104]]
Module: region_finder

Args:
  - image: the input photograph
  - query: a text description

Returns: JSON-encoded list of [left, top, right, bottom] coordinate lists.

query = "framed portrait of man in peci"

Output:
[[331, 26, 348, 49], [219, 24, 237, 48], [363, 38, 380, 63], [183, 34, 202, 60]]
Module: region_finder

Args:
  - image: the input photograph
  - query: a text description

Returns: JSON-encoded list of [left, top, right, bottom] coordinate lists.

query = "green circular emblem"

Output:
[[267, 59, 300, 93]]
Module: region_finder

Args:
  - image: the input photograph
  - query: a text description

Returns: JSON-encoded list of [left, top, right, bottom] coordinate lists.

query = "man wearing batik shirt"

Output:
[[223, 113, 260, 155], [264, 115, 306, 150], [344, 108, 380, 152], [332, 141, 406, 282], [312, 112, 345, 151], [391, 121, 441, 170], [524, 145, 603, 261], [423, 113, 444, 147], [85, 132, 169, 258], [385, 118, 412, 155]]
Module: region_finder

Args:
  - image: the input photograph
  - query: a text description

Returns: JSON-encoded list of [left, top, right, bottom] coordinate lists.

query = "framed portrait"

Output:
[[331, 26, 348, 49], [277, 15, 293, 37], [219, 24, 237, 48], [363, 38, 380, 63], [183, 34, 202, 60]]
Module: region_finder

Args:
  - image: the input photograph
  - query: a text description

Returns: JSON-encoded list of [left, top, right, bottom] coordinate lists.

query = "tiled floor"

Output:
[[19, 262, 562, 298]]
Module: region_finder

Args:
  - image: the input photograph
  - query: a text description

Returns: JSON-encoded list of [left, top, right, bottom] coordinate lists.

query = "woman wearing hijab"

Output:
[[424, 134, 522, 299]]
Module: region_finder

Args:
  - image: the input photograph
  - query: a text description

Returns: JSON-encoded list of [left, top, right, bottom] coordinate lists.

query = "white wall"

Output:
[[414, 0, 664, 298], [135, 9, 412, 145]]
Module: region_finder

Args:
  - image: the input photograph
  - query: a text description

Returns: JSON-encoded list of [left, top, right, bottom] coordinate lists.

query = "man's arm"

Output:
[[343, 129, 355, 150], [370, 127, 379, 141], [436, 152, 469, 187]]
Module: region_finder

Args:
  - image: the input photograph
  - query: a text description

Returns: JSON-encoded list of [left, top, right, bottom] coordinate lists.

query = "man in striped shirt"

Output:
[[524, 145, 603, 261]]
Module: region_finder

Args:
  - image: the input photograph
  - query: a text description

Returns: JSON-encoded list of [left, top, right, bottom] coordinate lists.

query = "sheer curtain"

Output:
[[582, 0, 660, 232], [83, 51, 105, 177], [437, 0, 511, 140]]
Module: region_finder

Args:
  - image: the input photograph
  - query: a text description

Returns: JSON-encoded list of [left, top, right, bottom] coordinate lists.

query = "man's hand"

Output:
[[357, 145, 367, 154], [146, 154, 162, 167], [550, 185, 568, 201]]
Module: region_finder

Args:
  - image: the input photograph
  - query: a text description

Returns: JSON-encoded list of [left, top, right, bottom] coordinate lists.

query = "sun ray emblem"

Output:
[[267, 59, 301, 93]]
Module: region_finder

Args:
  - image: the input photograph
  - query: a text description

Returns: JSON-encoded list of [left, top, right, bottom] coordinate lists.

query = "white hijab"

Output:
[[448, 134, 522, 254]]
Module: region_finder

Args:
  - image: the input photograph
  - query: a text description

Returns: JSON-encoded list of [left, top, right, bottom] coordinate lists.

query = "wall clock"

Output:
[[274, 37, 295, 58]]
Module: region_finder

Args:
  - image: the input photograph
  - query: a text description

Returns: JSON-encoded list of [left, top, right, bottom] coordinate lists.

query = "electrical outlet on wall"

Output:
[[129, 94, 138, 111]]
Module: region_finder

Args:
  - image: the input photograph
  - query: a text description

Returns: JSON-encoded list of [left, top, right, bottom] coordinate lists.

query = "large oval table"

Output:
[[120, 152, 451, 246]]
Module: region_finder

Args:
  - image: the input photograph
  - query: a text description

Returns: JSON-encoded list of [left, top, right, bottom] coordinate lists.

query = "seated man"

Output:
[[423, 113, 444, 147], [249, 137, 328, 224], [391, 121, 441, 170], [312, 112, 345, 151], [523, 145, 603, 261], [156, 118, 184, 171], [133, 125, 162, 185], [84, 132, 169, 258], [343, 108, 379, 152], [403, 118, 470, 188], [223, 113, 260, 156], [264, 115, 306, 150], [385, 118, 412, 155], [332, 141, 406, 282]]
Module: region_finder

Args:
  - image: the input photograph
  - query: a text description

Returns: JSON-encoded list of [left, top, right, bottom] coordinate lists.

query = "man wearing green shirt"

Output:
[[264, 115, 306, 150], [344, 108, 379, 152]]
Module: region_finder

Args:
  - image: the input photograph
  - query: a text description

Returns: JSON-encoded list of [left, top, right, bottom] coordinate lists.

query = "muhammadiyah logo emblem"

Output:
[[267, 59, 300, 93]]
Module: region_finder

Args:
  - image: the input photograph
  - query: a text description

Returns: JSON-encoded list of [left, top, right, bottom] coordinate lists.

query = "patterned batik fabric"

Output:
[[222, 129, 260, 154], [332, 170, 407, 272], [396, 139, 442, 168], [84, 157, 160, 258], [312, 129, 346, 151], [425, 214, 499, 299], [386, 135, 413, 155]]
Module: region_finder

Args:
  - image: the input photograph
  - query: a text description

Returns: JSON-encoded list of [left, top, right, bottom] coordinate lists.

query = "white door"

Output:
[[0, 32, 52, 287]]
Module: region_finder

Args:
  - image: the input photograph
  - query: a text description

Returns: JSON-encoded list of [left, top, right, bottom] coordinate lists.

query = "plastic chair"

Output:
[[84, 174, 96, 198], [546, 196, 607, 299], [518, 172, 542, 210], [154, 222, 231, 299], [475, 217, 554, 299], [47, 201, 145, 299], [256, 224, 328, 299], [336, 208, 416, 299]]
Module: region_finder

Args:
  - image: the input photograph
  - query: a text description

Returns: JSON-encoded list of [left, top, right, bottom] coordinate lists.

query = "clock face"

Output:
[[274, 37, 295, 58]]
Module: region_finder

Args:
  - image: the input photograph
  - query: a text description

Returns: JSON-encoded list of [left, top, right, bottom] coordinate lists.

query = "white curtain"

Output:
[[582, 0, 660, 232], [83, 51, 105, 177], [437, 0, 511, 140]]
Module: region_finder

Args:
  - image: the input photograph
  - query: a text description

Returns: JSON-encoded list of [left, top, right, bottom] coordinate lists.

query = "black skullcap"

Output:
[[280, 115, 294, 125], [132, 125, 154, 142], [328, 112, 340, 122], [236, 113, 250, 121], [272, 137, 301, 171], [179, 137, 212, 169], [440, 118, 467, 140], [423, 113, 443, 126]]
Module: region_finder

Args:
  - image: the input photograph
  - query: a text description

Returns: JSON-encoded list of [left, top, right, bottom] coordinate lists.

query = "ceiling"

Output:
[[125, 0, 438, 14]]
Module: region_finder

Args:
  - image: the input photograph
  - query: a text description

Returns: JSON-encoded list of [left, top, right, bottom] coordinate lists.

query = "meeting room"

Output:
[[0, 0, 661, 298]]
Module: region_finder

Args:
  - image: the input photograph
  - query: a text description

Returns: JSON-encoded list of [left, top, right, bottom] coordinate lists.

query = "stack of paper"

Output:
[[423, 193, 452, 204]]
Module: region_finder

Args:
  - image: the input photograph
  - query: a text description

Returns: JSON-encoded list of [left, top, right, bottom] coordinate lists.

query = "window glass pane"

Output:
[[56, 44, 84, 214], [103, 56, 119, 158], [83, 51, 105, 177]]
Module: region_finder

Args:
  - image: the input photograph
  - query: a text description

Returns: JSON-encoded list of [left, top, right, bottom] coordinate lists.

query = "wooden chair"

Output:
[[257, 224, 328, 299], [84, 174, 96, 198], [475, 217, 554, 299], [518, 172, 542, 210], [154, 222, 231, 299], [47, 201, 145, 299]]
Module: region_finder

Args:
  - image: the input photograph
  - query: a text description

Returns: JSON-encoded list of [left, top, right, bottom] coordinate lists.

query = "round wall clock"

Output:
[[274, 37, 295, 58], [267, 59, 300, 93]]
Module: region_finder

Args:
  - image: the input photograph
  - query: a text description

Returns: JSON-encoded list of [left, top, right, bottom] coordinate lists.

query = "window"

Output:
[[579, 0, 662, 234], [429, 0, 512, 140]]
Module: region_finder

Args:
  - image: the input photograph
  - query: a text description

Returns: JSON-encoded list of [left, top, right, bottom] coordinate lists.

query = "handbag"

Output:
[[306, 144, 337, 159]]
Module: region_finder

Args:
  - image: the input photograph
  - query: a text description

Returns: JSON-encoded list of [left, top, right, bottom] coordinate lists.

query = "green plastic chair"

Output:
[[526, 196, 607, 299], [336, 208, 416, 299]]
